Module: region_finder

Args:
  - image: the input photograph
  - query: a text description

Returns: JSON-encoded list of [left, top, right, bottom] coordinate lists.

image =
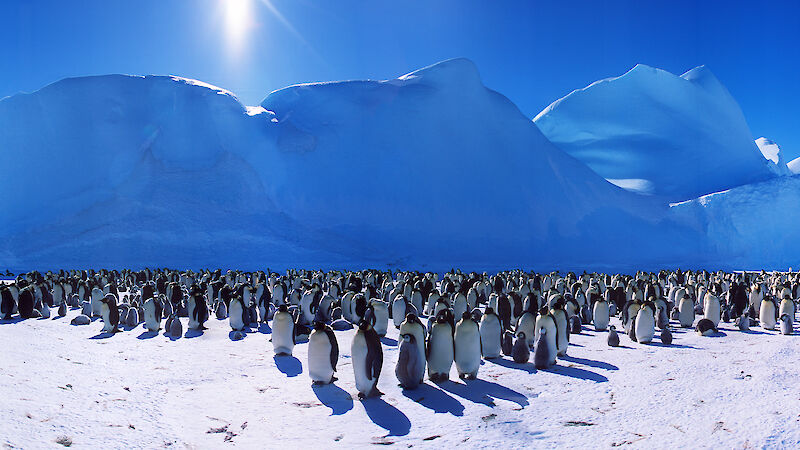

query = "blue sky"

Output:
[[2, 0, 799, 160]]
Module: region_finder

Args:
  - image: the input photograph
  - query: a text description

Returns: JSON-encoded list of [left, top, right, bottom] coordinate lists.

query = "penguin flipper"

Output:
[[325, 327, 339, 371]]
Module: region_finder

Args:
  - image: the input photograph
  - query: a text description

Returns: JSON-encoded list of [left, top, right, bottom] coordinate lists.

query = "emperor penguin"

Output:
[[308, 320, 339, 384], [454, 311, 481, 380], [427, 309, 455, 382], [186, 288, 209, 331], [534, 307, 558, 366], [391, 294, 408, 329], [660, 327, 673, 345], [168, 314, 183, 338], [57, 300, 67, 318], [453, 292, 468, 321], [779, 295, 795, 322], [125, 307, 139, 328], [396, 334, 423, 390], [479, 307, 502, 359], [735, 314, 750, 331], [678, 293, 695, 328], [635, 300, 656, 344], [592, 294, 610, 331], [410, 289, 424, 316], [341, 291, 355, 323], [533, 327, 552, 369], [780, 314, 793, 335], [0, 287, 15, 320], [703, 293, 721, 327], [622, 299, 641, 335], [760, 297, 777, 330], [607, 325, 620, 347], [143, 296, 163, 332], [695, 318, 718, 336], [370, 300, 389, 337], [516, 295, 538, 348], [272, 304, 296, 356], [550, 300, 569, 357], [749, 284, 763, 318], [100, 294, 120, 333], [352, 308, 383, 398], [511, 331, 530, 363], [399, 313, 427, 383], [228, 296, 247, 331], [91, 287, 104, 317], [215, 299, 228, 320], [655, 304, 669, 330]]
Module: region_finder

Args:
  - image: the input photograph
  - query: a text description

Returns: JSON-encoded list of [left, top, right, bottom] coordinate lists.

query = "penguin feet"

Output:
[[459, 372, 477, 381]]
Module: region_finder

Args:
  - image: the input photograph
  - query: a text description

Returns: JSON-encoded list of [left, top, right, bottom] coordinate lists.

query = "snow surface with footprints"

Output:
[[2, 304, 800, 449]]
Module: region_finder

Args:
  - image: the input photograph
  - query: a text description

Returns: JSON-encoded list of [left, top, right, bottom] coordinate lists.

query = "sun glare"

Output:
[[222, 0, 253, 59]]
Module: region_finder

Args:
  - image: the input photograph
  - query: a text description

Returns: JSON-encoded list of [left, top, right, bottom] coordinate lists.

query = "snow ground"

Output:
[[2, 307, 800, 449]]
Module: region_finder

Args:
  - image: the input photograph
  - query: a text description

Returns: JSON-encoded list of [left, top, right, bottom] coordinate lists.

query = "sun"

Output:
[[222, 0, 253, 58]]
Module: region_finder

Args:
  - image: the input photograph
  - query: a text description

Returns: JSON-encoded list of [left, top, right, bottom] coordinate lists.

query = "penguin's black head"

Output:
[[405, 313, 418, 323], [538, 306, 549, 316], [277, 304, 289, 313], [313, 321, 327, 331], [461, 311, 472, 321]]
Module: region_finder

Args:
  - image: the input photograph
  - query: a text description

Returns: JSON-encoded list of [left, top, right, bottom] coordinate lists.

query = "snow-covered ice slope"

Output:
[[0, 59, 704, 271], [671, 175, 800, 269], [2, 303, 800, 448], [534, 65, 775, 202], [755, 137, 792, 176]]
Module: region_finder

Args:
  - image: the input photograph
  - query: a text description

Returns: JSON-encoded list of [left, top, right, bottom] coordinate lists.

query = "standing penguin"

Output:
[[399, 313, 427, 383], [534, 307, 558, 366], [736, 314, 751, 331], [550, 300, 569, 357], [352, 309, 383, 398], [0, 287, 15, 319], [125, 307, 139, 328], [780, 314, 793, 335], [512, 331, 530, 363], [370, 300, 389, 337], [760, 297, 777, 330], [533, 327, 552, 369], [678, 294, 695, 328], [396, 334, 422, 390], [607, 325, 620, 347], [57, 301, 67, 318], [501, 330, 514, 356], [228, 296, 246, 331], [272, 304, 296, 356], [635, 301, 656, 344], [656, 305, 669, 330], [17, 288, 35, 319], [215, 299, 228, 320], [703, 293, 721, 328], [592, 295, 610, 331], [186, 289, 209, 331], [391, 295, 407, 329], [427, 309, 455, 382], [308, 320, 339, 385], [91, 287, 104, 317], [100, 294, 120, 333], [454, 311, 481, 380], [516, 294, 538, 347], [660, 327, 673, 345], [168, 315, 183, 338], [480, 307, 502, 359], [779, 295, 795, 322], [143, 296, 163, 332]]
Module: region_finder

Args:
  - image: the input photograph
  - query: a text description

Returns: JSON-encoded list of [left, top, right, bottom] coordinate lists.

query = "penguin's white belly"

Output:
[[101, 305, 114, 332], [454, 325, 480, 375], [427, 327, 454, 376], [229, 302, 245, 331], [554, 313, 568, 356], [635, 309, 655, 343], [779, 300, 795, 319], [187, 301, 198, 329], [272, 314, 295, 354], [392, 302, 406, 327], [372, 303, 389, 336], [678, 299, 695, 327], [480, 318, 502, 358], [351, 332, 375, 394], [308, 330, 333, 383], [760, 302, 776, 329], [704, 300, 721, 327], [593, 301, 610, 331], [453, 298, 467, 320], [516, 313, 536, 347]]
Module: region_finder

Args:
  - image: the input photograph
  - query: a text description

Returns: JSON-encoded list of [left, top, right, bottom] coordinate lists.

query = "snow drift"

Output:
[[755, 137, 792, 176], [534, 64, 776, 202], [0, 59, 703, 271]]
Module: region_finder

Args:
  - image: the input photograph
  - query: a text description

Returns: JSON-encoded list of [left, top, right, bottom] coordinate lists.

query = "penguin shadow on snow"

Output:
[[380, 336, 397, 346], [648, 341, 695, 349], [273, 354, 302, 377], [137, 330, 158, 340], [257, 323, 272, 334], [401, 383, 465, 416], [184, 328, 204, 339], [361, 397, 411, 437], [439, 378, 529, 408], [559, 355, 619, 371], [0, 317, 25, 325], [312, 383, 353, 416], [486, 357, 537, 374], [89, 331, 116, 340], [549, 364, 608, 383]]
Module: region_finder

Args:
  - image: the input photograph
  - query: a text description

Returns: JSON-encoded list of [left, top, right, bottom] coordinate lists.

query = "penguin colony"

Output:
[[1, 268, 798, 399]]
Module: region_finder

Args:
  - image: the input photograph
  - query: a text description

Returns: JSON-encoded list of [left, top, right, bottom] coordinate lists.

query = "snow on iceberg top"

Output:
[[534, 64, 776, 202]]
